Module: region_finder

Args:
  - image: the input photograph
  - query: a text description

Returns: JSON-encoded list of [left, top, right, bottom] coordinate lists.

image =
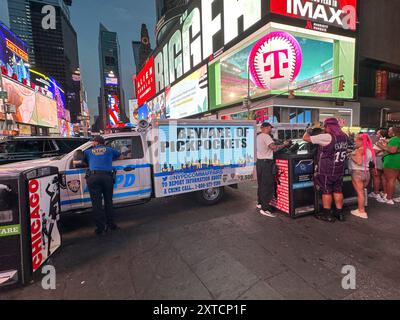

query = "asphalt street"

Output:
[[1, 182, 400, 300]]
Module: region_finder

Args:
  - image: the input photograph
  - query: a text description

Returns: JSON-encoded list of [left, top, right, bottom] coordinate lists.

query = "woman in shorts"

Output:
[[370, 129, 389, 201], [349, 134, 375, 219], [378, 127, 400, 205]]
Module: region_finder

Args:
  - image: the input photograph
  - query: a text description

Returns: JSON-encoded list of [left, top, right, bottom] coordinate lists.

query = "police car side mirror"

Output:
[[72, 150, 86, 168]]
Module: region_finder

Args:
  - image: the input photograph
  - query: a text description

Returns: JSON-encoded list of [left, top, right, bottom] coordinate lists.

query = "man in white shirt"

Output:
[[257, 122, 290, 218]]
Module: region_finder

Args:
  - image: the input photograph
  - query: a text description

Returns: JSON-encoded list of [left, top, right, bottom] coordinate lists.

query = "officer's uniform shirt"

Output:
[[84, 146, 121, 171]]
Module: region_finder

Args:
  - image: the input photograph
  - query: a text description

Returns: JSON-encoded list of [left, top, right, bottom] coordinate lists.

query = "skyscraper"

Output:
[[5, 0, 82, 123], [132, 24, 152, 72], [98, 23, 124, 130]]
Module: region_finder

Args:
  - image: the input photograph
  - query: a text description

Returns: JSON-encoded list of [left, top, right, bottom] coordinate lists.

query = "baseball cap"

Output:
[[261, 122, 274, 128], [92, 135, 105, 144]]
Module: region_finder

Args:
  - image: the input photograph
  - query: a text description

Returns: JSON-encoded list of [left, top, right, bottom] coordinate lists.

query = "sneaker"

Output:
[[376, 195, 387, 203], [334, 210, 346, 222], [315, 210, 336, 223], [256, 203, 262, 210], [260, 210, 277, 218], [385, 199, 395, 205], [393, 197, 400, 203], [369, 192, 379, 199], [351, 209, 368, 219]]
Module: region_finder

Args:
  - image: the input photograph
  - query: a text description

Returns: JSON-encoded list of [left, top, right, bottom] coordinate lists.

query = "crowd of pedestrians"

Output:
[[256, 118, 400, 221]]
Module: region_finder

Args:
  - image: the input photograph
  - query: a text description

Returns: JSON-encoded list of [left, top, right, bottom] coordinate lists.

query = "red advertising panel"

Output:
[[270, 159, 290, 214], [271, 0, 357, 31], [135, 56, 155, 106]]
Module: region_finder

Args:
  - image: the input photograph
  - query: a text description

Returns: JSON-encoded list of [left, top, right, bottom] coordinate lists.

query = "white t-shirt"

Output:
[[257, 133, 274, 160], [310, 134, 332, 147]]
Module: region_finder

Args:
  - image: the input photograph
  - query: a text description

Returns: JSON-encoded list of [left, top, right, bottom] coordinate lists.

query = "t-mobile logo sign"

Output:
[[263, 49, 290, 80], [249, 31, 303, 91]]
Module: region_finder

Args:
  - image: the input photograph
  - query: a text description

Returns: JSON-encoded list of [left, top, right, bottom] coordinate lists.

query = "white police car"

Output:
[[1, 120, 257, 214]]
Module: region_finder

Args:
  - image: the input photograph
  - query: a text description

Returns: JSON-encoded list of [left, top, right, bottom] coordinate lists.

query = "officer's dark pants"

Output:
[[257, 159, 275, 212], [86, 173, 115, 230]]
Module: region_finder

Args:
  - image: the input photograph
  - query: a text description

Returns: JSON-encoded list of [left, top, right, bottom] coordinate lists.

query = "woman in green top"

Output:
[[377, 127, 400, 204]]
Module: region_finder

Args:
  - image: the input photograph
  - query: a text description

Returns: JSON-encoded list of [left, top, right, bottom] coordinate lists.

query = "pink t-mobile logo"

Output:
[[263, 49, 289, 80], [249, 31, 303, 90]]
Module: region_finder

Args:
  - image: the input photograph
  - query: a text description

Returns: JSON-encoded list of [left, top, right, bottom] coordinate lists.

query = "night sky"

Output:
[[70, 0, 156, 121]]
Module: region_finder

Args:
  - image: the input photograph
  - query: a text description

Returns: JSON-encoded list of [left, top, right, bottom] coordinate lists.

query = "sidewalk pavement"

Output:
[[1, 182, 400, 300]]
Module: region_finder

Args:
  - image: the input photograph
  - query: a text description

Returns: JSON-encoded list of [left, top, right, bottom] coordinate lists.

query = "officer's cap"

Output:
[[92, 135, 105, 144]]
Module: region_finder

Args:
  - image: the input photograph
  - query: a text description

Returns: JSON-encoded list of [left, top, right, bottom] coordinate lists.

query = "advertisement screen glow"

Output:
[[165, 65, 208, 119], [208, 23, 356, 110], [35, 93, 58, 128]]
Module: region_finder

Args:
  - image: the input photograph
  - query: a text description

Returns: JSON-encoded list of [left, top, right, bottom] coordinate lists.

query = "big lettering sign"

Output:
[[154, 0, 267, 95]]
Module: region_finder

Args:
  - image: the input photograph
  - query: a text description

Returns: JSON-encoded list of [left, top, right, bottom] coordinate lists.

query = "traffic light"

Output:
[[339, 79, 346, 92]]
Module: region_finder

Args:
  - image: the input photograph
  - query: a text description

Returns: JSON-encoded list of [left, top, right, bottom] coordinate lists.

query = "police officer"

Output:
[[84, 136, 122, 235]]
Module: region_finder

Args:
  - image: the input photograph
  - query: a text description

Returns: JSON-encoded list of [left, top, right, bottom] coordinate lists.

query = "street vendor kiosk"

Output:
[[270, 151, 317, 218], [0, 166, 61, 289], [270, 141, 358, 219]]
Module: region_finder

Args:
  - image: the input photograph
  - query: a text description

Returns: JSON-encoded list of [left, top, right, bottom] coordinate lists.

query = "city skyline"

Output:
[[70, 0, 156, 122]]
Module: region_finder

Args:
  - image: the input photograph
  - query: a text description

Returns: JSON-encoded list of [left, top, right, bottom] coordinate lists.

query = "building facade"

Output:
[[135, 0, 361, 133], [98, 23, 124, 130], [4, 0, 82, 123], [358, 0, 400, 127], [132, 24, 153, 72]]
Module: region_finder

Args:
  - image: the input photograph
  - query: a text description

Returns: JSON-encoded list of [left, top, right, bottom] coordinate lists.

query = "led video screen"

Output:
[[148, 93, 167, 122], [35, 93, 58, 128], [208, 23, 356, 110], [1, 77, 37, 125], [165, 65, 208, 119]]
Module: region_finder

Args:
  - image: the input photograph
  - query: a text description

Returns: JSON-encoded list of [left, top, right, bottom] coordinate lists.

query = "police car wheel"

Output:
[[195, 187, 224, 206]]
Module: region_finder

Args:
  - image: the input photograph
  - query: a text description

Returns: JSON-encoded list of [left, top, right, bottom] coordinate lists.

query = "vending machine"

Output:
[[0, 166, 61, 288]]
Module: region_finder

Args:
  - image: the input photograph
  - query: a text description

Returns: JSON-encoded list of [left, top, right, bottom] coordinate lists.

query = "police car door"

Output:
[[106, 135, 152, 204]]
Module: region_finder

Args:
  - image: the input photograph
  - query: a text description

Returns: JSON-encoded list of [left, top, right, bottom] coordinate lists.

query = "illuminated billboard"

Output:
[[137, 104, 149, 122], [148, 93, 167, 122], [108, 95, 120, 127], [128, 99, 138, 124], [165, 65, 208, 119], [35, 93, 58, 128], [135, 56, 155, 106], [105, 77, 119, 86], [271, 0, 357, 32], [153, 0, 269, 95], [0, 21, 30, 82], [1, 77, 37, 125], [208, 23, 356, 110]]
